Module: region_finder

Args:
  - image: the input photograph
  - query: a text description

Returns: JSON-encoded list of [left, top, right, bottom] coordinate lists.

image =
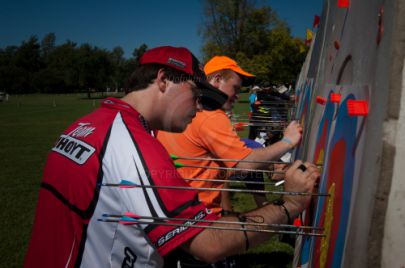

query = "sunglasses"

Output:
[[185, 80, 203, 104]]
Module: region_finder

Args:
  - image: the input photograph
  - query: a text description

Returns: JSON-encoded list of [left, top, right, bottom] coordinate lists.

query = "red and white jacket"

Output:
[[24, 98, 217, 268]]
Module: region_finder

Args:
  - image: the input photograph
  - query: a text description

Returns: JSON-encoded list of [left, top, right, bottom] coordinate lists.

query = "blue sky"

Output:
[[0, 0, 324, 59]]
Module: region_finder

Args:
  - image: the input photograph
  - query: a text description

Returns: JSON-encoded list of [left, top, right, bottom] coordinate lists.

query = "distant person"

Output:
[[24, 46, 318, 268], [249, 86, 260, 112], [248, 86, 260, 139]]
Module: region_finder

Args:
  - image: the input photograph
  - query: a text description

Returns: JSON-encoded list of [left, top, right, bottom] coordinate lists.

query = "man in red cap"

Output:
[[25, 47, 318, 268], [158, 56, 303, 213]]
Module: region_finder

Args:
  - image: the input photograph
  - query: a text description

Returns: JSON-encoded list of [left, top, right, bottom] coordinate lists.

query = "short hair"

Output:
[[126, 63, 194, 93], [206, 69, 236, 82]]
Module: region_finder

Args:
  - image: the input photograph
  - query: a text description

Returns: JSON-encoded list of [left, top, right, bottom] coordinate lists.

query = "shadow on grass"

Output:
[[79, 96, 106, 100], [79, 92, 125, 100], [236, 251, 293, 268], [164, 250, 293, 268]]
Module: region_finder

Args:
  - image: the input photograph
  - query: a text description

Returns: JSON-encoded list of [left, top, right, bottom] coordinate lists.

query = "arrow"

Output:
[[100, 180, 329, 197], [230, 119, 290, 126], [184, 177, 282, 186], [232, 122, 287, 129], [101, 212, 324, 231], [170, 154, 294, 165], [232, 114, 290, 120], [254, 100, 295, 106], [98, 215, 325, 237], [173, 162, 286, 174]]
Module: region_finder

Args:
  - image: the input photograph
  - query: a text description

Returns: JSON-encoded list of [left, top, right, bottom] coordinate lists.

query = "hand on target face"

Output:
[[282, 120, 302, 147], [282, 160, 320, 218]]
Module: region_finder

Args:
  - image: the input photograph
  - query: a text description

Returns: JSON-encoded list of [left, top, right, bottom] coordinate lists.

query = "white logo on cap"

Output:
[[168, 58, 186, 68]]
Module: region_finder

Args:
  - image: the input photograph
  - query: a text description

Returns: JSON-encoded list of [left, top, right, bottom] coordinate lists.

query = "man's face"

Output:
[[163, 80, 202, 132], [212, 72, 242, 111]]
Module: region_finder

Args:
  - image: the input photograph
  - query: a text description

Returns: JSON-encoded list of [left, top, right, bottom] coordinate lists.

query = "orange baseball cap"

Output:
[[204, 56, 255, 86]]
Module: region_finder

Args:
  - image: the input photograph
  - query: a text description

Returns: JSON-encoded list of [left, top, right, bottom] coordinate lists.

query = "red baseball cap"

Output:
[[140, 46, 228, 110]]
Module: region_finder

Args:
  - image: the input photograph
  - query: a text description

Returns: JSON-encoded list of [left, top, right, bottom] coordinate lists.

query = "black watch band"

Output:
[[272, 199, 292, 225]]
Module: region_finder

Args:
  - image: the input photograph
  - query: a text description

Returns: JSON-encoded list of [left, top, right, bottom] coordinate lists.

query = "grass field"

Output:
[[0, 93, 293, 268]]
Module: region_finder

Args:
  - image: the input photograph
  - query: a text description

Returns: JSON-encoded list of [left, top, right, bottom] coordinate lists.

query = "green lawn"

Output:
[[0, 94, 103, 267], [0, 93, 293, 268]]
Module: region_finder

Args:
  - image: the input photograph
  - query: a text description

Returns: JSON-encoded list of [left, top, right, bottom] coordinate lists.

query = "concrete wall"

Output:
[[380, 0, 405, 266], [294, 0, 405, 266]]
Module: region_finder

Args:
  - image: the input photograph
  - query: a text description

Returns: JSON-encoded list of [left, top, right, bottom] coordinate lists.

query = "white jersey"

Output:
[[25, 98, 217, 268]]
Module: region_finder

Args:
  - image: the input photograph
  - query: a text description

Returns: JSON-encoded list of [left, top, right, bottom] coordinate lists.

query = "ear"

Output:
[[210, 73, 222, 88], [156, 68, 168, 92]]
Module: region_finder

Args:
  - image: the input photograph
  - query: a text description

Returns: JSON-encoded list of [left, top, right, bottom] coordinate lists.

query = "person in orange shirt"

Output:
[[157, 56, 302, 214]]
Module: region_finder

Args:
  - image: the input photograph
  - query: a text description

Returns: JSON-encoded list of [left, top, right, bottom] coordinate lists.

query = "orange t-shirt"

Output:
[[157, 110, 252, 214]]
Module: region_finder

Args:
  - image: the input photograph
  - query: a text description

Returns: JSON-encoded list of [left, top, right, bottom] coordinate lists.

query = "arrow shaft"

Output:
[[103, 214, 323, 231], [233, 118, 288, 122], [99, 219, 324, 237], [232, 114, 290, 119], [184, 177, 281, 186], [101, 183, 329, 197], [173, 156, 291, 165], [256, 101, 295, 105], [236, 124, 286, 129], [177, 164, 286, 174]]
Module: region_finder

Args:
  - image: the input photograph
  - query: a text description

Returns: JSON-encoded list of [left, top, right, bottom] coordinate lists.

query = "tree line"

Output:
[[0, 33, 148, 94], [0, 0, 308, 95]]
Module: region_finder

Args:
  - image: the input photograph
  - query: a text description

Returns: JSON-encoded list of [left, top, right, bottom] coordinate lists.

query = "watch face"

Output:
[[273, 199, 285, 206]]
